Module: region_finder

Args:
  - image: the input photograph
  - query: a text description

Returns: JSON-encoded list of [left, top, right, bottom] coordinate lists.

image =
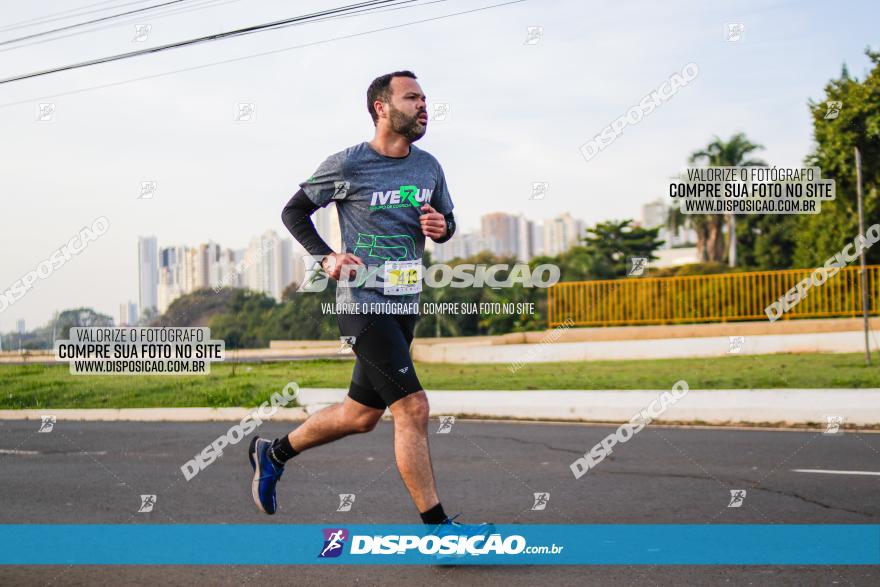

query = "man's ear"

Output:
[[374, 99, 388, 120]]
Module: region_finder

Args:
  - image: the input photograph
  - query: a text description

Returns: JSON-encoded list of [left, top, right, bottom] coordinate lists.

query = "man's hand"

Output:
[[321, 252, 364, 281], [420, 204, 447, 240]]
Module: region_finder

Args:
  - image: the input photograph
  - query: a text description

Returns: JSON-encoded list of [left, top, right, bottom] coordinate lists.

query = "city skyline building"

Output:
[[153, 231, 298, 313], [137, 236, 158, 317]]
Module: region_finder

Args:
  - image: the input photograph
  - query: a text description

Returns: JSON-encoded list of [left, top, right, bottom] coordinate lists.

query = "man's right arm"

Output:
[[281, 188, 334, 257], [281, 189, 364, 279]]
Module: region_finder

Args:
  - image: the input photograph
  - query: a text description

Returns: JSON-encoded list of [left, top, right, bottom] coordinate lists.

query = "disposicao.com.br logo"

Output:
[[317, 527, 563, 558], [318, 528, 349, 558]]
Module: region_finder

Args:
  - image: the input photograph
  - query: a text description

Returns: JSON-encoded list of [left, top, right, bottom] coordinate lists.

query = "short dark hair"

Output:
[[367, 70, 417, 125]]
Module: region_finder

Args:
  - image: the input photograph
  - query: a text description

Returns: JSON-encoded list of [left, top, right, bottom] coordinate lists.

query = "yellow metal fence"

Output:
[[547, 265, 880, 327]]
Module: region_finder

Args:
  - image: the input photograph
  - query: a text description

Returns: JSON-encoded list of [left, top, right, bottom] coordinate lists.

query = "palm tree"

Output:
[[688, 133, 766, 265]]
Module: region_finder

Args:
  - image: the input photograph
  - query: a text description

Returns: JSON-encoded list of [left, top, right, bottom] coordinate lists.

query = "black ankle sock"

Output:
[[268, 436, 298, 467], [420, 502, 447, 525]]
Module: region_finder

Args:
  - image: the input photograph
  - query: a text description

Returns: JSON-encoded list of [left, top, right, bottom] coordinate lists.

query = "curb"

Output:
[[297, 388, 880, 426], [0, 407, 308, 422], [1, 389, 878, 426]]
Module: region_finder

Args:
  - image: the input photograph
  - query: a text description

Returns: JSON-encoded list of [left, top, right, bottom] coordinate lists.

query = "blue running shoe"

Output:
[[429, 514, 497, 561], [249, 436, 284, 515]]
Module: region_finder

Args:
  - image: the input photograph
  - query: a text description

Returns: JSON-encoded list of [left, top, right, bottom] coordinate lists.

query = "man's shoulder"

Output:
[[320, 142, 367, 162], [331, 142, 443, 167], [410, 144, 443, 167], [341, 141, 372, 160]]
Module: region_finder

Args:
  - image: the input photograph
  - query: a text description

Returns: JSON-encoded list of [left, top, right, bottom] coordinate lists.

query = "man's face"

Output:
[[380, 76, 428, 142]]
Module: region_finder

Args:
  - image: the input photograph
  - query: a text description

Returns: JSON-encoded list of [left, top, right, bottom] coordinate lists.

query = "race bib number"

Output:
[[383, 259, 422, 295]]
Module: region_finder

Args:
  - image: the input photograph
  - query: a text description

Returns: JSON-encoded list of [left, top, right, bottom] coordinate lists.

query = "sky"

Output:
[[0, 0, 878, 332]]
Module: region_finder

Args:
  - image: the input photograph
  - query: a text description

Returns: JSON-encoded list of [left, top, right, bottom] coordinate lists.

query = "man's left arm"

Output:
[[420, 162, 456, 243], [419, 206, 456, 243]]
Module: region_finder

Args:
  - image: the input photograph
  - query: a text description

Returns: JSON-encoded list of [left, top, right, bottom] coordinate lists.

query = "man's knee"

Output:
[[393, 391, 430, 427], [351, 411, 381, 433], [343, 402, 382, 434]]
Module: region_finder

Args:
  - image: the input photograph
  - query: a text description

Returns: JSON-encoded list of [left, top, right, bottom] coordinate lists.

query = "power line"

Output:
[[0, 0, 239, 54], [0, 0, 404, 84], [0, 0, 152, 33], [0, 0, 524, 108], [0, 0, 441, 55], [0, 0, 200, 47]]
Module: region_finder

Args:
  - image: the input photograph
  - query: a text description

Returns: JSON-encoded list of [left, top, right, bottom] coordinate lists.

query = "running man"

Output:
[[249, 70, 491, 535]]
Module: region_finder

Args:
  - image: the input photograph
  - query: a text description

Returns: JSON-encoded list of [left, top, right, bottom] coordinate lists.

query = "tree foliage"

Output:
[[793, 49, 880, 267], [55, 307, 114, 340], [153, 287, 239, 327], [577, 219, 664, 279]]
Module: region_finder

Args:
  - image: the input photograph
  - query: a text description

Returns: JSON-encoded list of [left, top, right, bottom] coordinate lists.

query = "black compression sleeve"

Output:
[[281, 189, 334, 257], [432, 212, 456, 244]]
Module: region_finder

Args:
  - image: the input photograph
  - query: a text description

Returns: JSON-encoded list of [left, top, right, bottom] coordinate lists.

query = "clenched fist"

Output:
[[419, 204, 447, 240], [321, 252, 364, 281]]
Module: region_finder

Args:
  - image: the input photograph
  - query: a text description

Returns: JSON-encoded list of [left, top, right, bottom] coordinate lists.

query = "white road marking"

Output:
[[791, 469, 880, 476], [0, 449, 107, 456]]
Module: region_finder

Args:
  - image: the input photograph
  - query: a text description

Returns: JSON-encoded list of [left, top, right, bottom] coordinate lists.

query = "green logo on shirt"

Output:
[[369, 185, 433, 210], [353, 233, 416, 261], [400, 185, 420, 207]]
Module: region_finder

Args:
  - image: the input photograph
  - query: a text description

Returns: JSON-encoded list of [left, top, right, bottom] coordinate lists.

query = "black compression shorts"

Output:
[[337, 313, 422, 409]]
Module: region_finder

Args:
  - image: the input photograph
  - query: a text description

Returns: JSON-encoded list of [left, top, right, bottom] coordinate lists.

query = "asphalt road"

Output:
[[1, 419, 878, 585]]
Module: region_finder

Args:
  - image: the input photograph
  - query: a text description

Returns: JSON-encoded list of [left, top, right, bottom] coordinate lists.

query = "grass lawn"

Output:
[[0, 352, 877, 409]]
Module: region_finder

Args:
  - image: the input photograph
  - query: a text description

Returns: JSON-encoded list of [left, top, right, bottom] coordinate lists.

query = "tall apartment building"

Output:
[[542, 213, 585, 256], [150, 231, 298, 313], [475, 212, 546, 262], [137, 236, 158, 316], [530, 221, 545, 257], [313, 205, 342, 252], [158, 245, 191, 314], [480, 212, 519, 258], [432, 231, 491, 262], [118, 301, 138, 326], [243, 230, 294, 302], [516, 214, 534, 262]]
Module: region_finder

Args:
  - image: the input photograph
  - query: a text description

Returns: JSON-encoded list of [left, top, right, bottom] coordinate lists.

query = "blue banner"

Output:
[[0, 525, 877, 565]]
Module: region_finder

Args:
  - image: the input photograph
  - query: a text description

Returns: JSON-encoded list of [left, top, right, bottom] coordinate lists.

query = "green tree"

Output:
[[735, 214, 800, 270], [415, 251, 547, 337], [578, 219, 664, 279], [552, 247, 593, 282], [208, 290, 277, 348], [437, 251, 504, 336], [276, 280, 338, 340], [154, 287, 239, 327], [55, 307, 114, 340], [0, 309, 105, 350], [794, 50, 880, 267]]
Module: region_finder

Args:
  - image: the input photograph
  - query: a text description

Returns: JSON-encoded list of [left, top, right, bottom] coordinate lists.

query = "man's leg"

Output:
[[388, 390, 439, 512], [288, 395, 383, 452], [265, 353, 386, 466], [334, 314, 447, 523], [249, 383, 384, 515], [387, 387, 496, 537]]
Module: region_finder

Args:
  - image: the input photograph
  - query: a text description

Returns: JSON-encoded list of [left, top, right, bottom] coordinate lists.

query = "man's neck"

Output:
[[369, 131, 411, 158]]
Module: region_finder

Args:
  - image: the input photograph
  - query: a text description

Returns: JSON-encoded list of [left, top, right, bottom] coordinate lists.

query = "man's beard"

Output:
[[388, 105, 426, 142]]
